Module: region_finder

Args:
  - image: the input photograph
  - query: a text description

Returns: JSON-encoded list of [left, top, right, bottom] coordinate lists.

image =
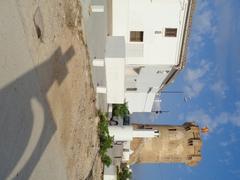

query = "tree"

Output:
[[118, 166, 132, 180], [112, 103, 129, 118], [98, 112, 113, 167]]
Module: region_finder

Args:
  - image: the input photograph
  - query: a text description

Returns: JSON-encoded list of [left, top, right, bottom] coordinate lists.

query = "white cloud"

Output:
[[186, 109, 217, 130], [219, 151, 233, 166], [219, 134, 238, 147], [230, 169, 240, 178], [184, 81, 204, 98], [219, 151, 232, 165], [184, 60, 210, 97], [215, 127, 224, 134], [210, 80, 228, 98], [185, 101, 240, 132], [219, 141, 228, 147], [191, 0, 216, 50], [212, 0, 240, 70], [235, 101, 240, 109], [184, 65, 208, 82], [213, 0, 234, 46]]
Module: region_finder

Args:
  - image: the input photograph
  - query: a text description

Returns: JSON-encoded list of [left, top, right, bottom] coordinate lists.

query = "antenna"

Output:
[[153, 110, 169, 114]]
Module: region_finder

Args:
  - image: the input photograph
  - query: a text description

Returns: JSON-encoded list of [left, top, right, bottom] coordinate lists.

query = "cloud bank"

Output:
[[184, 60, 210, 97], [184, 101, 240, 132]]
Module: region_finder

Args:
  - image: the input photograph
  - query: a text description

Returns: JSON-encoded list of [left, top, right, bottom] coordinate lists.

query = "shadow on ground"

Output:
[[0, 46, 75, 179]]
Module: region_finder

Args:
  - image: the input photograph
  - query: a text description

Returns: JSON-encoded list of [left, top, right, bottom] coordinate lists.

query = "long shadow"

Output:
[[0, 46, 75, 179]]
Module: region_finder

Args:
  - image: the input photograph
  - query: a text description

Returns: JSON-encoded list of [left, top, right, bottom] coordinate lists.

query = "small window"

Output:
[[114, 156, 122, 158], [147, 87, 153, 93], [188, 139, 193, 144], [155, 30, 162, 34], [133, 66, 143, 74], [126, 88, 137, 91], [168, 128, 177, 131], [185, 126, 191, 131], [130, 31, 144, 42], [165, 28, 177, 37], [144, 127, 153, 130]]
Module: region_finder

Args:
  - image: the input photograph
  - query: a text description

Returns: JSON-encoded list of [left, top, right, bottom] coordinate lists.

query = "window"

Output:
[[155, 30, 162, 34], [165, 28, 177, 37], [133, 66, 144, 74], [188, 139, 193, 146], [168, 128, 177, 131], [147, 87, 153, 93], [185, 126, 191, 131], [188, 142, 193, 146], [144, 127, 153, 130], [126, 88, 137, 91], [130, 31, 144, 42]]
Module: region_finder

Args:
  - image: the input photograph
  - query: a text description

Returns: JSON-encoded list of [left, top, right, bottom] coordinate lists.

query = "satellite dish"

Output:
[[184, 96, 191, 103]]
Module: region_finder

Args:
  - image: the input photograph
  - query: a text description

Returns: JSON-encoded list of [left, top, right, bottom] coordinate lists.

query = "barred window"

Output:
[[126, 88, 137, 91], [130, 31, 144, 42], [165, 28, 177, 37]]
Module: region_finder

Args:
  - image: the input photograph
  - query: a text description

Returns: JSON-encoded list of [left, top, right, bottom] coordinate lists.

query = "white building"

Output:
[[108, 125, 159, 162], [103, 165, 117, 180], [93, 0, 195, 112]]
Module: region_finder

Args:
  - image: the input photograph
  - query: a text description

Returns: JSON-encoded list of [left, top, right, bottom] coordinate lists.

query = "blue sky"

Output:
[[132, 0, 240, 179]]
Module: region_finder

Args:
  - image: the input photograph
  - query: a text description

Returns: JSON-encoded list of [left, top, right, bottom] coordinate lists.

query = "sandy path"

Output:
[[0, 0, 102, 179]]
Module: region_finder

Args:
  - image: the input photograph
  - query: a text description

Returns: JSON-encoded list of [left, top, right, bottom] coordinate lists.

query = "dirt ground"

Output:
[[15, 0, 103, 179]]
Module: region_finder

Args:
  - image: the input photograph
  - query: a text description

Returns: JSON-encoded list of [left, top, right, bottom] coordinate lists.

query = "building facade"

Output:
[[94, 0, 195, 113]]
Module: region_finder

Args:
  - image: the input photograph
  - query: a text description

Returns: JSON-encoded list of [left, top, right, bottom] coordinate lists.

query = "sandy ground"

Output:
[[0, 0, 102, 179], [30, 0, 103, 179]]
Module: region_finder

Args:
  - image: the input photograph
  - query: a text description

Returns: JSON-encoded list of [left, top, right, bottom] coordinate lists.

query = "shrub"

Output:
[[98, 112, 113, 167], [101, 153, 112, 167], [117, 166, 132, 180], [112, 103, 129, 118]]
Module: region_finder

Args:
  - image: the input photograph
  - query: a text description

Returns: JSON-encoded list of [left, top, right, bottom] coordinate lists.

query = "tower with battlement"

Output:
[[128, 122, 202, 166]]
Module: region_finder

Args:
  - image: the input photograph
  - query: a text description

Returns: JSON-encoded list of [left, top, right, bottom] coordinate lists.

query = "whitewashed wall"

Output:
[[112, 0, 189, 65], [110, 0, 190, 112]]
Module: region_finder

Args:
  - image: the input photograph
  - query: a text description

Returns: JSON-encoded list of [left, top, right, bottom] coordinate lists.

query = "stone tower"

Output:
[[129, 122, 202, 166]]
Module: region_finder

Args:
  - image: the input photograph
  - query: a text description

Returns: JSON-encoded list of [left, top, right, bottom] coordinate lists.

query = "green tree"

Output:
[[98, 112, 113, 167], [101, 154, 112, 167], [118, 166, 132, 180], [112, 103, 129, 118]]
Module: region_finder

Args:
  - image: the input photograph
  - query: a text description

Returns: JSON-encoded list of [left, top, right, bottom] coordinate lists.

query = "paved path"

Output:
[[81, 0, 108, 112], [0, 0, 68, 179]]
